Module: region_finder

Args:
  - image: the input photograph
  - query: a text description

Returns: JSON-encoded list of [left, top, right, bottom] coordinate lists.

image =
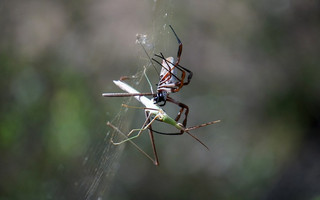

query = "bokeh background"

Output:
[[1, 0, 320, 199]]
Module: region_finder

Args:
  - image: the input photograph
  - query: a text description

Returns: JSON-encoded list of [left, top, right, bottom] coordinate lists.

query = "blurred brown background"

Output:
[[1, 0, 320, 199]]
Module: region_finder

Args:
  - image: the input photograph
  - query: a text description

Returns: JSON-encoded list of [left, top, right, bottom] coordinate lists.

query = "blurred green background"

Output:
[[1, 0, 320, 199]]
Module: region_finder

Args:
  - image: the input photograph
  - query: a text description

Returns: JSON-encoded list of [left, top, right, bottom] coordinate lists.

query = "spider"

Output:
[[151, 25, 193, 129], [152, 25, 193, 106], [105, 25, 194, 129]]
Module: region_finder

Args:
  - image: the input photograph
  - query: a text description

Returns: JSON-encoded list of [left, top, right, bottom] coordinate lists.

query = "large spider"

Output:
[[104, 25, 194, 129], [151, 25, 193, 129], [102, 27, 220, 165]]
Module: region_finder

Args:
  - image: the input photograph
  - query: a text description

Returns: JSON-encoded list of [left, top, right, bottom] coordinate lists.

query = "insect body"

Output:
[[104, 80, 220, 165]]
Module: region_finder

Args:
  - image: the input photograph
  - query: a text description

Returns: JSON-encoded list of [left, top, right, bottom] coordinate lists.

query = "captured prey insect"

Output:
[[103, 80, 220, 166]]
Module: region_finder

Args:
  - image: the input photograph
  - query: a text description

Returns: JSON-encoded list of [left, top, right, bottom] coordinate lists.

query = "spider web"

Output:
[[77, 1, 175, 199]]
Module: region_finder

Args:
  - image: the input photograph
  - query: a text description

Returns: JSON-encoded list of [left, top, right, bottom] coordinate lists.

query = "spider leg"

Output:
[[159, 52, 192, 89], [169, 25, 183, 65], [153, 53, 180, 82], [148, 96, 189, 135], [142, 96, 190, 135], [150, 123, 209, 150], [154, 53, 193, 90], [152, 129, 183, 135], [168, 25, 185, 90], [166, 96, 189, 133]]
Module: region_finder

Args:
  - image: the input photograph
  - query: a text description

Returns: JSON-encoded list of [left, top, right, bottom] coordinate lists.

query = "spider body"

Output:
[[152, 25, 193, 127], [152, 26, 192, 108]]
